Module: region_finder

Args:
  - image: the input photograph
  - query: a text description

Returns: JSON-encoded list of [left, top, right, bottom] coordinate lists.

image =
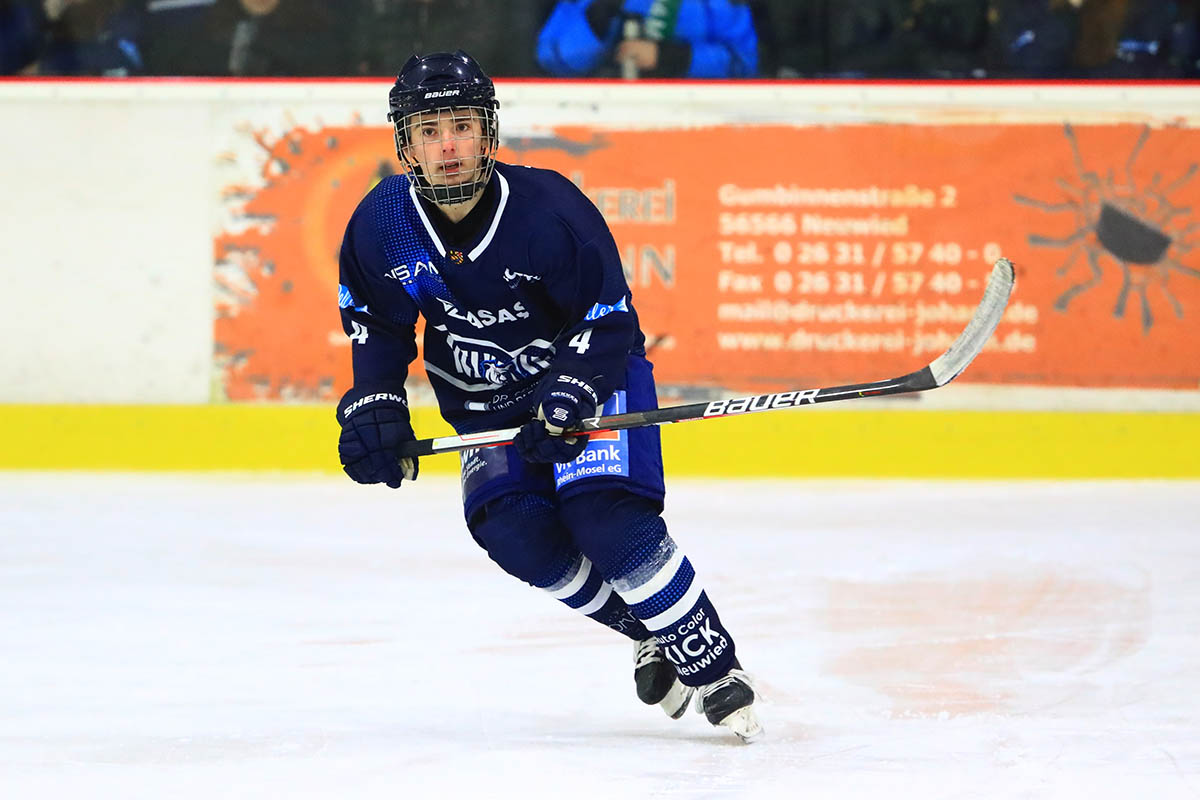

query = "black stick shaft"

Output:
[[397, 367, 935, 458], [396, 258, 1015, 459]]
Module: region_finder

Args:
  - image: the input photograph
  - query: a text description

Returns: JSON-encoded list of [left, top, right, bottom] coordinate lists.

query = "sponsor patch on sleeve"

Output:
[[583, 296, 629, 321], [338, 284, 369, 313]]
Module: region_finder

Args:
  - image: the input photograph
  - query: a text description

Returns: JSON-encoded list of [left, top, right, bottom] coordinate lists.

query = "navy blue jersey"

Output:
[[338, 162, 646, 434]]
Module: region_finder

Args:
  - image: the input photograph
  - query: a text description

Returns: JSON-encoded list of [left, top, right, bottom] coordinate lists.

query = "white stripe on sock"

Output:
[[576, 582, 614, 616], [547, 556, 592, 600], [618, 548, 684, 605], [641, 578, 704, 632]]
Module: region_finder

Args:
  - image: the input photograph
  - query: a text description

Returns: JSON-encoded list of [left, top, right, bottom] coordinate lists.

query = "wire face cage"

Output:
[[394, 103, 499, 205]]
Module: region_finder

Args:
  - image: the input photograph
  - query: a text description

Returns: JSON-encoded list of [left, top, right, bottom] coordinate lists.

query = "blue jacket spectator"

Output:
[[537, 0, 758, 78]]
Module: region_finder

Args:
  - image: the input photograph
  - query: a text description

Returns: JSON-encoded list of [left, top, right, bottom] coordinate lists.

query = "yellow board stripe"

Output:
[[1, 405, 1197, 478]]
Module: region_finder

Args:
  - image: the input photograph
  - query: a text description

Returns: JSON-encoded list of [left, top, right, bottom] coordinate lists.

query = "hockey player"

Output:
[[334, 50, 762, 742]]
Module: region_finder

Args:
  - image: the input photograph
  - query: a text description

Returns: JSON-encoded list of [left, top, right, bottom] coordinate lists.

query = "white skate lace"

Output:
[[633, 637, 662, 669]]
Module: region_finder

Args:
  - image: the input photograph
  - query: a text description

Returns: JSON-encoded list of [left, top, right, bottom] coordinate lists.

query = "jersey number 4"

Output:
[[569, 329, 592, 354], [349, 321, 369, 344]]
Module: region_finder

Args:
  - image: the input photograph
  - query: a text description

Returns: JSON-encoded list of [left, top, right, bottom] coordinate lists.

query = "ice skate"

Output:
[[695, 663, 763, 743], [633, 638, 694, 719]]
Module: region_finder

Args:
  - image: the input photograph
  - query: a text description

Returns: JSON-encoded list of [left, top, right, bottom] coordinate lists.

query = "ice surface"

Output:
[[1, 474, 1198, 799]]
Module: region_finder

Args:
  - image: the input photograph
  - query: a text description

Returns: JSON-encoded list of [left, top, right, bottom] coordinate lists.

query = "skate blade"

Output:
[[660, 682, 696, 720], [717, 706, 764, 743]]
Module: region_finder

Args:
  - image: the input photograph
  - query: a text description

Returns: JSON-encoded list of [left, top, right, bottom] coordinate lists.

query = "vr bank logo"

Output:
[[552, 391, 629, 489]]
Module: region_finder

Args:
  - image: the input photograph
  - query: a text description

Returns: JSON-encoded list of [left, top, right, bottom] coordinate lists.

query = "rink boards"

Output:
[[0, 80, 1197, 476], [3, 404, 1197, 477]]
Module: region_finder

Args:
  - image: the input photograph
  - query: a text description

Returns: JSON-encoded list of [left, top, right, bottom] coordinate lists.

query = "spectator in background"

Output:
[[0, 0, 43, 73], [1073, 0, 1195, 78], [536, 0, 758, 79], [141, 0, 355, 76], [35, 0, 144, 75], [138, 0, 218, 74], [909, 0, 990, 76], [751, 0, 828, 77], [219, 0, 354, 76], [986, 0, 1082, 76], [1182, 0, 1200, 76], [755, 0, 989, 79], [824, 0, 916, 76], [352, 0, 549, 77]]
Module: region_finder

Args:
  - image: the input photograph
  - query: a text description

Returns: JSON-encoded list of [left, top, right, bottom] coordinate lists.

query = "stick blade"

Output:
[[928, 258, 1016, 387]]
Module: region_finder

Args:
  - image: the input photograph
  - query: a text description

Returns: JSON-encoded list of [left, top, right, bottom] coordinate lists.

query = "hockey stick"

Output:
[[397, 258, 1016, 459]]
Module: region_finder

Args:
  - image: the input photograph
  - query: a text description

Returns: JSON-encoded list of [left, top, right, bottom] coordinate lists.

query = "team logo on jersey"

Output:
[[584, 296, 629, 321], [503, 267, 541, 287], [425, 328, 555, 390], [448, 250, 465, 264], [436, 297, 530, 329], [384, 260, 439, 282]]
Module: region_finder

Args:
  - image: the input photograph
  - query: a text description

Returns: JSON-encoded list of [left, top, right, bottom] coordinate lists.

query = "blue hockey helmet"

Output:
[[387, 50, 500, 205]]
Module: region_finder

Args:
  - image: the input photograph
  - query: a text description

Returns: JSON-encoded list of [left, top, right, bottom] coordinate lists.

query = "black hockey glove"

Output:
[[514, 374, 599, 464], [336, 386, 419, 488]]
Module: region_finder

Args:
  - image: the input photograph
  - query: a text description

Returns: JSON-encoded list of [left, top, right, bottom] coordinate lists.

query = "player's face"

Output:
[[404, 108, 486, 187]]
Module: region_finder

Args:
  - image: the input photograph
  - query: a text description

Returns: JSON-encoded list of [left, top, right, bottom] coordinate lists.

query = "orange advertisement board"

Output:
[[214, 121, 1200, 402]]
